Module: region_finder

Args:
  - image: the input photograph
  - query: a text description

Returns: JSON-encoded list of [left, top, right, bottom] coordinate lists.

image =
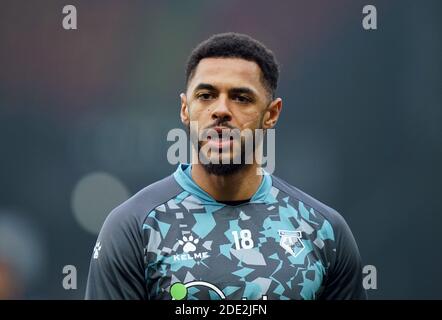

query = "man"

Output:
[[85, 33, 366, 300]]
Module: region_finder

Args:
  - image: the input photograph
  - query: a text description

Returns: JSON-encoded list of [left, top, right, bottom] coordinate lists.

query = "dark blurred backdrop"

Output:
[[0, 0, 441, 299]]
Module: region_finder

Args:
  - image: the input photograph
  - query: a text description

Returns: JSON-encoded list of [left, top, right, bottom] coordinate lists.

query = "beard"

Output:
[[197, 140, 248, 176], [186, 119, 263, 177]]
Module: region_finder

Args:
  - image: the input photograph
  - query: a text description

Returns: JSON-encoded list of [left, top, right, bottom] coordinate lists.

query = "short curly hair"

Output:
[[185, 32, 280, 99]]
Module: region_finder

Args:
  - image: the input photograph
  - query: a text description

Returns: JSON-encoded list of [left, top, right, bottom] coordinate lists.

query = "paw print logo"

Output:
[[178, 235, 199, 253]]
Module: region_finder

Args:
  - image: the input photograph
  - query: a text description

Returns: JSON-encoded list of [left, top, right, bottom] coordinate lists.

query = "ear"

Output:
[[180, 93, 190, 126], [262, 98, 282, 129]]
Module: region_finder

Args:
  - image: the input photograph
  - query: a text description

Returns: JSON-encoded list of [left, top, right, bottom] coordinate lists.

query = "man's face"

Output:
[[181, 57, 281, 175]]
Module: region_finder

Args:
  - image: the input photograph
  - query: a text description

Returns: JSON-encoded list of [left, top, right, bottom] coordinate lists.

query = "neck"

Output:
[[191, 163, 263, 202]]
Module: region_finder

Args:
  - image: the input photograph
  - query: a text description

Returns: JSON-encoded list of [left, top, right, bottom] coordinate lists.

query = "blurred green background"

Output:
[[0, 0, 441, 299]]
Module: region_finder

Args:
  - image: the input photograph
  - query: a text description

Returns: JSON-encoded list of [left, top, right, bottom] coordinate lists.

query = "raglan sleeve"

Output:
[[84, 205, 148, 300], [319, 211, 367, 300]]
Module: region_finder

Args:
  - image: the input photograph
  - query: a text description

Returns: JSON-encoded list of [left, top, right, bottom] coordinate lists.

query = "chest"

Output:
[[143, 203, 329, 300]]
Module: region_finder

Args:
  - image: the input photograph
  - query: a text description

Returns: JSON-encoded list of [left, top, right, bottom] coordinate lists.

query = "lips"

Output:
[[205, 127, 234, 149], [205, 127, 231, 140]]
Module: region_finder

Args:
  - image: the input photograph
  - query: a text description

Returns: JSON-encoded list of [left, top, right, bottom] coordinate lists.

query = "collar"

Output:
[[173, 163, 274, 206]]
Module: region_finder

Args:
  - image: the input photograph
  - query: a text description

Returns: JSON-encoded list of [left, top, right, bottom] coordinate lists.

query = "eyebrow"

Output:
[[229, 87, 256, 96], [193, 83, 217, 92], [193, 83, 257, 97]]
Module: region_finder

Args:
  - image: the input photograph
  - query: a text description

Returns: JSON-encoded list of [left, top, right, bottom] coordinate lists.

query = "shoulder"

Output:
[[101, 174, 183, 234], [271, 175, 350, 239]]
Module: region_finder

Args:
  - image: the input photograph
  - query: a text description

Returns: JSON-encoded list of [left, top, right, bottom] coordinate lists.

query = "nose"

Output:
[[211, 97, 232, 123]]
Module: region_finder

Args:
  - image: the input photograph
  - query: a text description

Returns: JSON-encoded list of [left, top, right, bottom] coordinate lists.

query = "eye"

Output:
[[197, 93, 214, 101], [233, 95, 252, 104]]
